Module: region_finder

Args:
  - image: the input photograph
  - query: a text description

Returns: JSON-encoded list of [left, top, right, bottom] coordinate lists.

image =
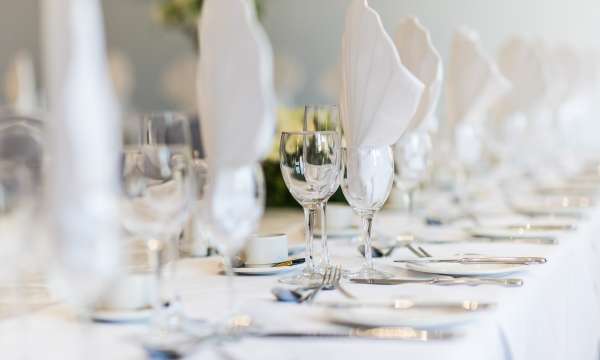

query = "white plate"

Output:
[[232, 263, 304, 275], [92, 308, 151, 324], [326, 304, 485, 329], [403, 260, 528, 276]]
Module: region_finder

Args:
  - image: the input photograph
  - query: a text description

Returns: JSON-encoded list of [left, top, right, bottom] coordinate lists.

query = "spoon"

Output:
[[271, 286, 320, 303], [357, 235, 413, 258]]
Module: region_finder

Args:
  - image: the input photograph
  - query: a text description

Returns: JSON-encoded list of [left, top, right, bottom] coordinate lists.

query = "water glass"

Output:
[[341, 146, 394, 279], [279, 131, 341, 285]]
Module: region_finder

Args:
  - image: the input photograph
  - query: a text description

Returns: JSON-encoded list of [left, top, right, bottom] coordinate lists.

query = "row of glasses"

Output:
[[279, 130, 341, 285], [280, 105, 397, 281]]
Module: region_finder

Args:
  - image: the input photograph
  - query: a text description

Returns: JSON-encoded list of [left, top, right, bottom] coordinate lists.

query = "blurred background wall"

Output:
[[1, 0, 600, 112]]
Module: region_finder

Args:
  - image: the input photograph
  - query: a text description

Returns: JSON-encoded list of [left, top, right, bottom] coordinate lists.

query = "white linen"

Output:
[[198, 0, 276, 169], [446, 27, 510, 126], [4, 188, 600, 359], [394, 17, 443, 132], [339, 0, 424, 148], [42, 0, 121, 293]]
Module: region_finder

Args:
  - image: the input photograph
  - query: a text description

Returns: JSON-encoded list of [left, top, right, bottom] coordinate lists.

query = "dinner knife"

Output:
[[394, 256, 546, 265], [248, 327, 459, 341], [350, 277, 523, 287], [317, 299, 496, 311]]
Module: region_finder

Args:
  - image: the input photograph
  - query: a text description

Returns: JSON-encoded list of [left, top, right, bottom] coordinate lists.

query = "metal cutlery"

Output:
[[350, 277, 523, 287], [245, 257, 305, 268], [395, 256, 546, 265], [317, 299, 496, 311], [247, 326, 459, 341]]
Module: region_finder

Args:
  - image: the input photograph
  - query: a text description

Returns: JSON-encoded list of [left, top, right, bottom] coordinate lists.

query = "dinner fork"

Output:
[[331, 265, 357, 300], [306, 266, 335, 303], [404, 244, 524, 287]]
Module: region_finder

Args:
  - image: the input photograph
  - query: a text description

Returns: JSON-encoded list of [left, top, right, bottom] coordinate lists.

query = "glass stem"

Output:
[[221, 252, 237, 322], [148, 239, 164, 315], [319, 202, 330, 269], [407, 189, 415, 214], [362, 213, 375, 270], [303, 206, 317, 274]]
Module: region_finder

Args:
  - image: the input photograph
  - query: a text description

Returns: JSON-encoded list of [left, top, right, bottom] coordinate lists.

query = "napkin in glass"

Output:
[[394, 16, 443, 133], [198, 0, 275, 169], [446, 27, 510, 127], [339, 0, 424, 148], [42, 0, 122, 295]]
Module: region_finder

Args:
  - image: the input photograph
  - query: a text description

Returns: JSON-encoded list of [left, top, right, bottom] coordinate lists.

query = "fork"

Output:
[[306, 267, 335, 303], [404, 244, 524, 287], [331, 265, 357, 300]]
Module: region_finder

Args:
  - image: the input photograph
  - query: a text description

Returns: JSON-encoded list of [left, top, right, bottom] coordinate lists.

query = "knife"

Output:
[[244, 257, 305, 268], [504, 224, 576, 231], [351, 277, 523, 287], [317, 299, 496, 311], [394, 256, 546, 265], [248, 327, 459, 341]]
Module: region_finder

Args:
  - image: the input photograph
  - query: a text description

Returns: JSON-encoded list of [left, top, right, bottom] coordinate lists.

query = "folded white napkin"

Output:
[[493, 37, 548, 119], [446, 27, 510, 126], [339, 0, 424, 148], [4, 51, 37, 115], [198, 0, 276, 169], [42, 0, 121, 290], [394, 17, 443, 132]]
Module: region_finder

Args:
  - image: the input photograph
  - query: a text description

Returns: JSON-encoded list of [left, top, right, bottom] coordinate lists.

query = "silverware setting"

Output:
[[317, 299, 496, 311], [395, 256, 546, 265], [350, 276, 523, 287], [247, 326, 460, 341], [272, 265, 356, 304]]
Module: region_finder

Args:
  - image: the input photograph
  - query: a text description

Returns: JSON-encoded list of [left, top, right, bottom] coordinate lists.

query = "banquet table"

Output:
[[1, 197, 600, 360]]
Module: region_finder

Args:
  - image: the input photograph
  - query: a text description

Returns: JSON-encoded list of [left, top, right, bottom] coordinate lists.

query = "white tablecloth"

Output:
[[1, 199, 600, 359]]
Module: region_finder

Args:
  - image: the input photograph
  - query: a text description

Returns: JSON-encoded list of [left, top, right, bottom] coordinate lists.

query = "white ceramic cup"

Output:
[[99, 273, 152, 310], [244, 233, 288, 265]]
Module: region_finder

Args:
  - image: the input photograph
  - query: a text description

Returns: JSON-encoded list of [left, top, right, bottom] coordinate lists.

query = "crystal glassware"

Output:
[[120, 112, 195, 338], [203, 162, 265, 325], [279, 131, 341, 285], [303, 105, 342, 271], [341, 146, 394, 279], [393, 130, 433, 213]]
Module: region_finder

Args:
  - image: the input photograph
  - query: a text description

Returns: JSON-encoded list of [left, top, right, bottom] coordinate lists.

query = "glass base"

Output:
[[278, 271, 323, 287], [345, 266, 391, 280]]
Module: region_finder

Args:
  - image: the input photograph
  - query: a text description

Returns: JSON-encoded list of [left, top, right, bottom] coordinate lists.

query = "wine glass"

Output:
[[393, 130, 433, 213], [303, 105, 341, 271], [120, 112, 194, 339], [279, 131, 341, 285], [203, 163, 265, 324], [341, 146, 394, 279]]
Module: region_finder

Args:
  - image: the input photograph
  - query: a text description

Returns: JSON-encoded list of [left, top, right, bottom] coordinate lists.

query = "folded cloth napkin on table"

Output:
[[394, 17, 443, 133], [198, 0, 275, 170], [446, 27, 510, 127], [42, 0, 122, 285], [339, 0, 424, 148]]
